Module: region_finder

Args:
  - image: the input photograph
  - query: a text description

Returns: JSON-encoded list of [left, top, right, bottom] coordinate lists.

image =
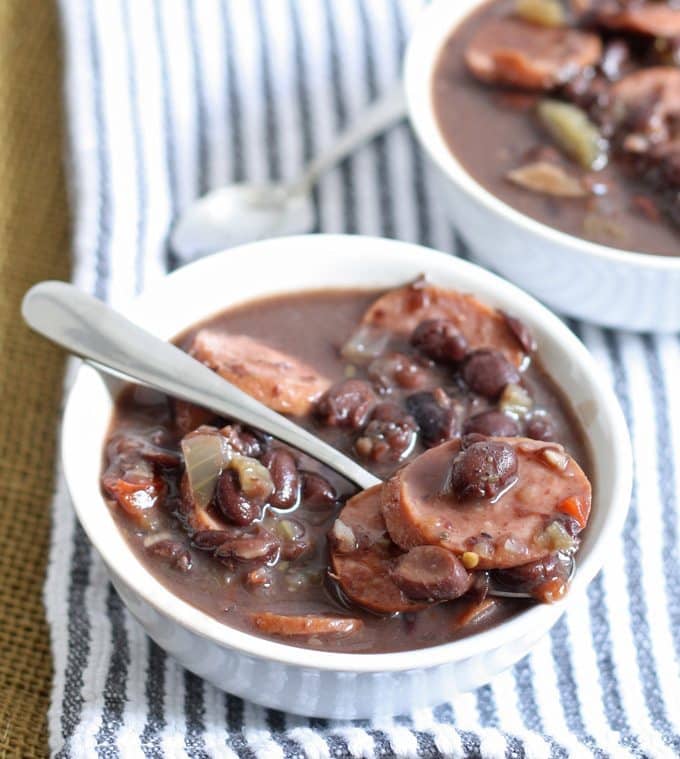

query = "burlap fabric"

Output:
[[0, 1, 70, 755]]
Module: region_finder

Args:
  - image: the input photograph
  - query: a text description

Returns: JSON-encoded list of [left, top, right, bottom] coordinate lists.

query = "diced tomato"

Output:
[[103, 477, 165, 527], [557, 495, 588, 529]]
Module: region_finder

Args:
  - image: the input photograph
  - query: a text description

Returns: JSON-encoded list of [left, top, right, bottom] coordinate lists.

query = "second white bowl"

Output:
[[405, 0, 680, 332]]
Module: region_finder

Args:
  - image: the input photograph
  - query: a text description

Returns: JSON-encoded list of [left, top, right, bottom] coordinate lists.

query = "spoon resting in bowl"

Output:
[[22, 281, 380, 490]]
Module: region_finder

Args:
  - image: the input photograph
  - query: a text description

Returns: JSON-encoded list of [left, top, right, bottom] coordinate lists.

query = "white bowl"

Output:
[[404, 0, 680, 333], [62, 234, 632, 718]]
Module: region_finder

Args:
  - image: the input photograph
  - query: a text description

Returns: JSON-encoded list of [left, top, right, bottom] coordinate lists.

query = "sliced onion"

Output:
[[331, 519, 357, 554], [538, 520, 575, 551], [502, 537, 530, 557], [471, 537, 494, 559], [340, 325, 391, 364], [537, 100, 608, 170], [541, 447, 569, 472], [499, 383, 533, 418], [181, 430, 229, 510], [143, 531, 175, 547], [507, 161, 587, 197]]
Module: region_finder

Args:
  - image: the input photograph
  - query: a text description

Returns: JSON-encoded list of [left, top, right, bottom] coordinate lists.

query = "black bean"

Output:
[[301, 472, 337, 507], [216, 469, 263, 526], [221, 424, 268, 458], [173, 399, 217, 437], [463, 410, 519, 438], [406, 389, 460, 448], [462, 350, 520, 399], [391, 546, 470, 601], [367, 352, 429, 393], [449, 439, 518, 499], [355, 402, 418, 462], [410, 319, 468, 364], [262, 448, 300, 509], [525, 412, 556, 442], [316, 379, 376, 429]]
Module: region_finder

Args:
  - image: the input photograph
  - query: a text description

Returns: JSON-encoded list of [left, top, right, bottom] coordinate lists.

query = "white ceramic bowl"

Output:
[[62, 234, 632, 719], [405, 0, 680, 333]]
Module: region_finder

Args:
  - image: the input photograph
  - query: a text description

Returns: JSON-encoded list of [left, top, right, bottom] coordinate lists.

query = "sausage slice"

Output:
[[465, 17, 602, 90], [329, 486, 429, 614], [381, 437, 591, 569], [360, 280, 526, 368], [597, 5, 680, 37], [189, 330, 330, 416], [250, 611, 362, 638]]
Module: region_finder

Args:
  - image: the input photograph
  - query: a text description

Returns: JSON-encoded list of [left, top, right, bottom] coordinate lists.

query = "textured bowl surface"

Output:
[[405, 0, 680, 333], [62, 234, 632, 718]]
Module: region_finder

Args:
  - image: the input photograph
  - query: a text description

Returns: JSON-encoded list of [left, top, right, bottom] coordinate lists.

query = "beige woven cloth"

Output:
[[0, 0, 70, 755]]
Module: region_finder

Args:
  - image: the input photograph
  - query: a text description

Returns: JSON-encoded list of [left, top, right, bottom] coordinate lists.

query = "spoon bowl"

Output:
[[170, 184, 314, 261]]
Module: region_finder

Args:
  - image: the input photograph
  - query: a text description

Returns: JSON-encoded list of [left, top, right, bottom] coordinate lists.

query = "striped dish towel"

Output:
[[49, 0, 680, 756]]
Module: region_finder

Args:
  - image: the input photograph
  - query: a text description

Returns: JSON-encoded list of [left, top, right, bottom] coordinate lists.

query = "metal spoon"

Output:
[[170, 84, 406, 262], [22, 281, 573, 600], [22, 281, 380, 490]]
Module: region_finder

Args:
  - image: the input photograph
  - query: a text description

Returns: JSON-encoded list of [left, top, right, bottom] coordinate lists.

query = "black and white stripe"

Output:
[[50, 0, 680, 756]]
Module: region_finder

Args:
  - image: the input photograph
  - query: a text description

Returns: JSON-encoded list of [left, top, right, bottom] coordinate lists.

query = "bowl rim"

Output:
[[403, 0, 680, 271], [61, 233, 632, 674]]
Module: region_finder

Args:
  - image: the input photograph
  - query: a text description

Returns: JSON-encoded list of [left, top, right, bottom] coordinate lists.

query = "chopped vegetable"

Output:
[[537, 100, 608, 170], [275, 519, 303, 541], [229, 455, 274, 501], [541, 447, 570, 471], [583, 212, 628, 244], [471, 537, 494, 559], [515, 0, 565, 28], [105, 477, 163, 527], [331, 519, 356, 554], [538, 520, 575, 551], [507, 161, 587, 197], [340, 325, 391, 364], [535, 577, 568, 603], [462, 551, 480, 569], [557, 495, 588, 528], [246, 567, 271, 587], [181, 429, 230, 510], [499, 383, 533, 417], [503, 537, 530, 557]]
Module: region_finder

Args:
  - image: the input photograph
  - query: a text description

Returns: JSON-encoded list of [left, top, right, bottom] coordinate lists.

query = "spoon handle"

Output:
[[291, 82, 407, 195], [22, 281, 381, 490]]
